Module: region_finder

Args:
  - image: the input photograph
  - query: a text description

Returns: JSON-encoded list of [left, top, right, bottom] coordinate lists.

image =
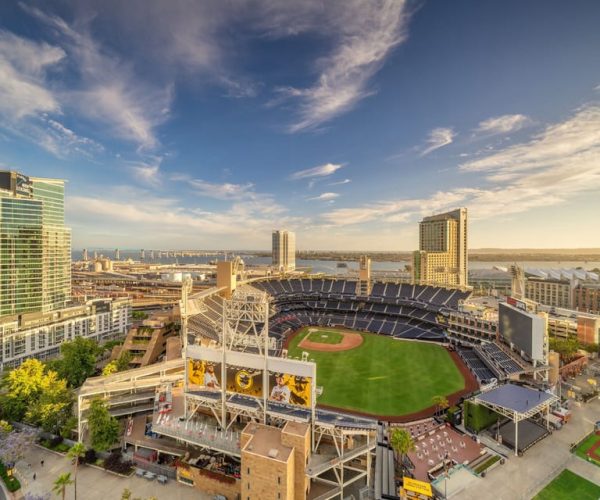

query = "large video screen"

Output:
[[187, 359, 222, 391], [499, 302, 544, 361], [226, 366, 263, 398], [268, 371, 312, 407]]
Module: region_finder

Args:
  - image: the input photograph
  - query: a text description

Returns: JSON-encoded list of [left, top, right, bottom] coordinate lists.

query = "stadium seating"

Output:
[[247, 277, 472, 345], [479, 343, 524, 375], [457, 348, 496, 383]]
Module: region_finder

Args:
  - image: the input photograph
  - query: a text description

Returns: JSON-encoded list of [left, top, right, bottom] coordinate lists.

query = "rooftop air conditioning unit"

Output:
[[268, 449, 279, 458]]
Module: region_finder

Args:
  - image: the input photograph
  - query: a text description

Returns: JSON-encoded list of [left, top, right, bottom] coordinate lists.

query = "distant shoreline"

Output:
[[72, 249, 600, 264], [291, 251, 600, 263]]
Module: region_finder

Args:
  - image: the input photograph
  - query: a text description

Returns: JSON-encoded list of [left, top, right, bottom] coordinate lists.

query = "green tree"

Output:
[[55, 337, 101, 387], [432, 395, 449, 417], [549, 336, 580, 362], [60, 416, 79, 439], [102, 361, 118, 377], [115, 351, 132, 372], [67, 443, 86, 500], [390, 428, 415, 475], [87, 399, 120, 452], [0, 359, 46, 421], [26, 371, 73, 433], [103, 351, 132, 377], [0, 359, 73, 431], [52, 473, 74, 500]]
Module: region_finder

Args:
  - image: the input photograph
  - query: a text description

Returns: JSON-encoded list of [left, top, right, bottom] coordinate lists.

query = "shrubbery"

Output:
[[0, 461, 21, 492], [103, 451, 133, 475], [50, 435, 64, 448], [83, 448, 97, 464]]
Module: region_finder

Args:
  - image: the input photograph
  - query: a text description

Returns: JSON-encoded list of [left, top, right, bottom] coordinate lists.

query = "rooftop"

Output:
[[475, 384, 556, 415], [283, 421, 310, 437], [242, 423, 293, 462]]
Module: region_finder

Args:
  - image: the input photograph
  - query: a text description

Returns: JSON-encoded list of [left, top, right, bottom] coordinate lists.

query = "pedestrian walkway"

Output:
[[19, 446, 212, 500], [459, 398, 600, 499]]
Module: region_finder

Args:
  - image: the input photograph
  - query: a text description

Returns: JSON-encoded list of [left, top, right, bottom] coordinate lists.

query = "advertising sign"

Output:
[[268, 371, 312, 407], [15, 173, 32, 197], [402, 477, 432, 497], [187, 359, 222, 391], [507, 296, 527, 311], [226, 366, 263, 398]]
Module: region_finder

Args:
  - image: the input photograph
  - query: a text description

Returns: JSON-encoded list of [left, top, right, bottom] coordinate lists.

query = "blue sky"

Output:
[[1, 0, 599, 250]]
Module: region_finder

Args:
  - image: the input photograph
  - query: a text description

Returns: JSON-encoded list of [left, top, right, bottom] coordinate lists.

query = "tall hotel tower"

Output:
[[272, 230, 296, 272], [412, 208, 468, 287], [0, 170, 71, 317]]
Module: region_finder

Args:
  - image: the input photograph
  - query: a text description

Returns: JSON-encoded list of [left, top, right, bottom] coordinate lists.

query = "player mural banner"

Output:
[[187, 359, 222, 391], [226, 366, 263, 398], [268, 371, 312, 407]]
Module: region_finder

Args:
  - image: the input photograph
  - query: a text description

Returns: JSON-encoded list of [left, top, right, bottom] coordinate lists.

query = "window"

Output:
[[278, 477, 281, 485], [247, 467, 250, 475], [248, 483, 250, 490]]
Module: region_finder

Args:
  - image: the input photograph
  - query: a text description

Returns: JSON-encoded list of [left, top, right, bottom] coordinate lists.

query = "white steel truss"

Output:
[[222, 286, 270, 354]]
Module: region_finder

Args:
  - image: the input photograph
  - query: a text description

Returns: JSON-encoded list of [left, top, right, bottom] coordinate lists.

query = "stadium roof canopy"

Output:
[[471, 384, 559, 456], [472, 384, 558, 420]]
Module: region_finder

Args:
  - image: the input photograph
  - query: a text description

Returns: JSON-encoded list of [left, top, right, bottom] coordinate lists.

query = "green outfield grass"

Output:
[[534, 469, 600, 500], [306, 329, 344, 344], [288, 327, 465, 416]]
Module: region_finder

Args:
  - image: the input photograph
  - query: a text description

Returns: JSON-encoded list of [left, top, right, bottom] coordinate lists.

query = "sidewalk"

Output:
[[19, 446, 212, 500], [458, 397, 600, 499]]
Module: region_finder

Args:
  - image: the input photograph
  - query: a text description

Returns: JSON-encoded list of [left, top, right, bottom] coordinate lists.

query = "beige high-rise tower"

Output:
[[272, 230, 296, 272], [412, 208, 468, 287]]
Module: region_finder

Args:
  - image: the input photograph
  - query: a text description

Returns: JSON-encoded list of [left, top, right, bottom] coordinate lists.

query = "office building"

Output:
[[574, 283, 600, 315], [412, 208, 468, 287], [0, 170, 131, 370], [0, 170, 71, 317], [525, 278, 572, 309], [272, 230, 296, 272], [0, 297, 131, 371]]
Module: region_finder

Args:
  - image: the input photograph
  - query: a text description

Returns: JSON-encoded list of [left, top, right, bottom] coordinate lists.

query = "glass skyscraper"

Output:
[[0, 171, 71, 317]]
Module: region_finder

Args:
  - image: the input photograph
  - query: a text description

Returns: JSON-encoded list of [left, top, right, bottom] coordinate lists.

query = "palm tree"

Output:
[[53, 472, 74, 500], [67, 442, 86, 500], [390, 427, 415, 476], [432, 395, 449, 418]]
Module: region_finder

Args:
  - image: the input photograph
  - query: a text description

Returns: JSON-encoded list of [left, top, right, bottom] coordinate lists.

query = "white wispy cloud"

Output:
[[0, 30, 106, 158], [329, 178, 351, 186], [22, 4, 172, 150], [308, 192, 339, 201], [290, 163, 343, 180], [475, 114, 531, 135], [67, 185, 296, 248], [0, 30, 64, 119], [187, 179, 256, 200], [321, 104, 600, 227], [128, 156, 163, 187], [420, 127, 455, 156], [272, 0, 410, 132]]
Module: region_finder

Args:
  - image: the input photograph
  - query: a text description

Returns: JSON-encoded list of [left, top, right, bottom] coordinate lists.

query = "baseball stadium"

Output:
[[78, 262, 540, 500], [248, 278, 477, 421]]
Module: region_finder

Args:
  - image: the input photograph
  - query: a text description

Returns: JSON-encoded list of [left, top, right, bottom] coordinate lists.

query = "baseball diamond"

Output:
[[286, 326, 476, 420]]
